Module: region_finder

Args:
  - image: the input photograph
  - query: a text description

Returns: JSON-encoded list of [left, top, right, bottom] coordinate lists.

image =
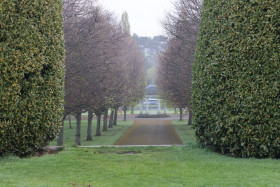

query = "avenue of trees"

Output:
[[0, 1, 65, 157], [192, 1, 280, 158], [62, 0, 146, 145], [157, 0, 202, 123], [1, 0, 278, 160]]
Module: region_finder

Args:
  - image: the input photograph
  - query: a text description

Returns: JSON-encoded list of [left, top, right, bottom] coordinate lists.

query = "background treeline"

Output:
[[157, 0, 203, 123], [133, 34, 168, 85], [62, 0, 146, 145]]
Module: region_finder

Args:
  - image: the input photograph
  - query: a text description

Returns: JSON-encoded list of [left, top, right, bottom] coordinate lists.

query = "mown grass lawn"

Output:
[[49, 120, 133, 146], [172, 120, 196, 144], [1, 120, 280, 187]]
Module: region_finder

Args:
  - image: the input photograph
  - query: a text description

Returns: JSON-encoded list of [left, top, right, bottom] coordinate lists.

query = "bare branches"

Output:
[[162, 0, 202, 44], [63, 0, 145, 116], [157, 0, 203, 118]]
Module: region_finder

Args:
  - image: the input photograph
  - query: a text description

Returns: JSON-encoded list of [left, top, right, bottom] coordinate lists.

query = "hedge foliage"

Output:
[[0, 0, 65, 157], [192, 1, 280, 158]]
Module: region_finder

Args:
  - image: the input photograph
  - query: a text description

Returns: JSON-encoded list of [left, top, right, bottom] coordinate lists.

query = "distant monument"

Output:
[[136, 85, 170, 118]]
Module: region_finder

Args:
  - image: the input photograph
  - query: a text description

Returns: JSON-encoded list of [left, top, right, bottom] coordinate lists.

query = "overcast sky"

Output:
[[99, 0, 174, 37]]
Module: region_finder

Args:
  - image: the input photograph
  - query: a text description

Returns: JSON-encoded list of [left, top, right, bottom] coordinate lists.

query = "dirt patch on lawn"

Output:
[[114, 119, 183, 145], [33, 146, 63, 157]]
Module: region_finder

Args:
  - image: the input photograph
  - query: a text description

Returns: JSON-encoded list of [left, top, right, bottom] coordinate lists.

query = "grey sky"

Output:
[[99, 0, 174, 37]]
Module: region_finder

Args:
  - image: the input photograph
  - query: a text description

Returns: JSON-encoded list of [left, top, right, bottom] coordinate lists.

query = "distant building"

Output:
[[138, 84, 168, 117]]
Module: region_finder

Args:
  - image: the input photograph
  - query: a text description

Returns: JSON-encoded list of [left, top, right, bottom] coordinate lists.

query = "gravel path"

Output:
[[114, 119, 183, 145]]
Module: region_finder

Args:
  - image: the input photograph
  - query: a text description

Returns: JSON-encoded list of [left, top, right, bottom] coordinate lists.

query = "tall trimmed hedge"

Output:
[[0, 1, 65, 157], [192, 1, 280, 158]]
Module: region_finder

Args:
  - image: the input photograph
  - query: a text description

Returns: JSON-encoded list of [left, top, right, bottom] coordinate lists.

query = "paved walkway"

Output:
[[114, 119, 183, 145]]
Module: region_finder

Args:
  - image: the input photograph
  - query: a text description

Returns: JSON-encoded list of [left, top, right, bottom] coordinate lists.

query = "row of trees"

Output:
[[156, 0, 202, 123], [61, 0, 146, 145]]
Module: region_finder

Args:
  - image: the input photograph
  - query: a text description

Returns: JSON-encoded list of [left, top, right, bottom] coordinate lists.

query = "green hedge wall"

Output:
[[0, 0, 65, 157], [192, 1, 280, 158]]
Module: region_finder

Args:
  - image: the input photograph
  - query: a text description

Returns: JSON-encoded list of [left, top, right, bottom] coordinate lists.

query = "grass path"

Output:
[[114, 119, 183, 145]]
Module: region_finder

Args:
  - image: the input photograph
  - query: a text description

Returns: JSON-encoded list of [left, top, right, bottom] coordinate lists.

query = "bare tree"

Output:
[[157, 38, 192, 121], [63, 0, 146, 144], [63, 0, 111, 143], [157, 0, 202, 124]]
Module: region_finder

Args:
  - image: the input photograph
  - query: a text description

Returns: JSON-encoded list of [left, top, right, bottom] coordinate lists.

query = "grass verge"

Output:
[[1, 146, 280, 186], [49, 120, 133, 146], [172, 120, 196, 144]]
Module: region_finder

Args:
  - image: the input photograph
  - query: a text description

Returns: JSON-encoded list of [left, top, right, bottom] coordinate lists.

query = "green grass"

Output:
[[172, 120, 195, 144], [1, 146, 280, 186], [49, 120, 133, 146], [1, 120, 280, 186]]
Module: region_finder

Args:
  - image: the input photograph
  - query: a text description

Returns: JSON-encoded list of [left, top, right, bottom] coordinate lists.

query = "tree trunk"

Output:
[[175, 108, 177, 114], [68, 115, 72, 129], [75, 113, 82, 145], [123, 106, 127, 121], [108, 110, 114, 128], [103, 109, 108, 131], [179, 107, 183, 121], [96, 112, 101, 136], [131, 105, 134, 114], [188, 109, 192, 126], [57, 122, 64, 146], [87, 111, 93, 141], [113, 107, 118, 125]]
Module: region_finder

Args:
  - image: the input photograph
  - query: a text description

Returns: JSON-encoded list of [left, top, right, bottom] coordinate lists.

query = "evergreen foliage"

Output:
[[192, 1, 280, 158], [0, 0, 65, 157]]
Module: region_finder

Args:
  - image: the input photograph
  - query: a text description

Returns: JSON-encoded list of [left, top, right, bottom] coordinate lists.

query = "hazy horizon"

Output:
[[99, 0, 174, 37]]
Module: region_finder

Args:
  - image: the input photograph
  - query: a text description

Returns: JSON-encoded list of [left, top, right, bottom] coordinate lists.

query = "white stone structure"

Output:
[[157, 100, 161, 114], [139, 100, 143, 114], [145, 98, 149, 114]]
